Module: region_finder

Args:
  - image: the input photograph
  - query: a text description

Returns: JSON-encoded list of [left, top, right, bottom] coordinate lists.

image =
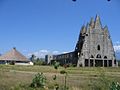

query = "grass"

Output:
[[0, 65, 120, 90]]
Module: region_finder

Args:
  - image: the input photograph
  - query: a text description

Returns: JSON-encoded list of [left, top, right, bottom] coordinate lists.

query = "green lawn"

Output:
[[0, 65, 120, 90]]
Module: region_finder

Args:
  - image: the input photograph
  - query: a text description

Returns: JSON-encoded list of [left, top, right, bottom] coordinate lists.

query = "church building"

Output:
[[45, 15, 117, 67]]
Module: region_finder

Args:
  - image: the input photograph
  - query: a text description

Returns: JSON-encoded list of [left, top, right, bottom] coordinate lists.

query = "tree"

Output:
[[30, 54, 36, 62], [32, 57, 46, 65]]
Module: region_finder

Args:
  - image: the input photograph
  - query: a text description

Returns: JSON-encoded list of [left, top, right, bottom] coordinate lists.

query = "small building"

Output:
[[0, 47, 33, 65]]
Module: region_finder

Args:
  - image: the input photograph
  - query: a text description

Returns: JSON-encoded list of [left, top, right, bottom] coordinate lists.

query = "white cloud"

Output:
[[114, 45, 120, 52], [62, 52, 68, 54], [27, 50, 61, 58], [39, 50, 48, 53], [114, 41, 120, 52], [28, 50, 49, 58], [52, 51, 60, 54], [26, 49, 75, 58]]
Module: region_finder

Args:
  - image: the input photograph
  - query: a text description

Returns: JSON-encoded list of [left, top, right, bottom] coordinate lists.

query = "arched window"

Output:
[[97, 45, 100, 50], [91, 55, 94, 58], [96, 54, 101, 58], [104, 56, 107, 59]]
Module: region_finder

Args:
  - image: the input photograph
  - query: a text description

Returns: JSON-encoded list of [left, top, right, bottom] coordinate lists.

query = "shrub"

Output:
[[30, 73, 46, 88], [110, 82, 120, 90], [33, 60, 46, 65], [53, 61, 60, 70], [60, 70, 67, 74], [53, 61, 60, 90]]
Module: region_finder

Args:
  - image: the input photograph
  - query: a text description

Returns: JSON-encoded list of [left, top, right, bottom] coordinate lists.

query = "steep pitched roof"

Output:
[[0, 48, 29, 61], [89, 17, 94, 28], [94, 15, 102, 29]]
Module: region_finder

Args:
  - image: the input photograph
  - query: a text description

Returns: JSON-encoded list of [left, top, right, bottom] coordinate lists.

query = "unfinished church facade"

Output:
[[45, 15, 117, 67]]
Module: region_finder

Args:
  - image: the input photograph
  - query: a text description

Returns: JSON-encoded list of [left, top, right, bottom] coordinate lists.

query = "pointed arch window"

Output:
[[96, 54, 101, 58], [91, 55, 94, 58], [97, 45, 100, 51], [104, 56, 107, 59]]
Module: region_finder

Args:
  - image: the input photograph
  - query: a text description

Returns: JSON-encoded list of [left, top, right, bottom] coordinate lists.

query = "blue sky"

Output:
[[0, 0, 120, 57]]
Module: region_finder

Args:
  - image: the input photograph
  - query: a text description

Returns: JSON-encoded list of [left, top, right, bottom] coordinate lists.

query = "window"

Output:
[[96, 54, 101, 58], [86, 34, 88, 36], [91, 55, 94, 58], [104, 56, 107, 59], [81, 53, 83, 55], [97, 45, 100, 50]]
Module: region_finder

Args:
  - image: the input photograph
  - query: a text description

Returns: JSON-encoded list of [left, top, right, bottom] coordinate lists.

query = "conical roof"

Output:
[[0, 47, 29, 61]]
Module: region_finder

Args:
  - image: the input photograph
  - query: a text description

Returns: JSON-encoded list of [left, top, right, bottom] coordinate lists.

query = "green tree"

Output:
[[33, 58, 46, 65]]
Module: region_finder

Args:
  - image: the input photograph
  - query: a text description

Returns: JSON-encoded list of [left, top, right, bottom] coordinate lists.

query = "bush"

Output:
[[53, 61, 60, 70], [60, 70, 67, 74], [30, 73, 46, 88], [33, 60, 46, 65], [110, 82, 120, 90]]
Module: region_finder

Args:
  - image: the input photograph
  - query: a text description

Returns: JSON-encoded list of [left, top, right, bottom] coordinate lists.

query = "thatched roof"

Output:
[[0, 48, 29, 61]]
